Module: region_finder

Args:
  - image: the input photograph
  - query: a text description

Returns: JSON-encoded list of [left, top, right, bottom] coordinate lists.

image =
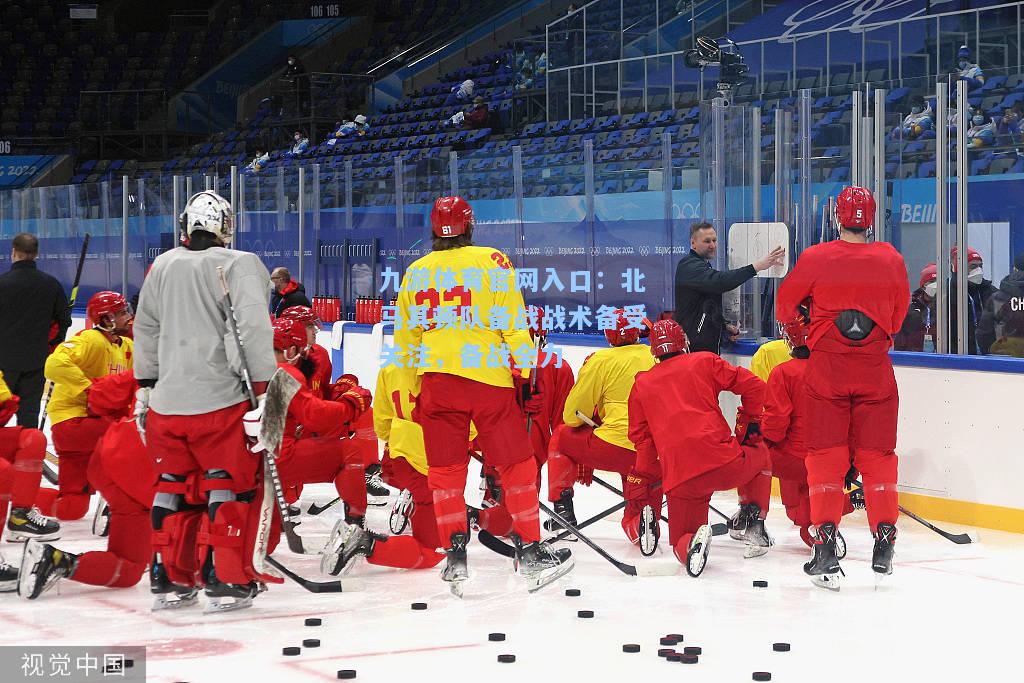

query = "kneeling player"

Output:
[[628, 320, 772, 577], [546, 309, 657, 545], [19, 372, 156, 599]]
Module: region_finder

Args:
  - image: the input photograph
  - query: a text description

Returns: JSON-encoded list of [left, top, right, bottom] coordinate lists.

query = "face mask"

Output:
[[973, 115, 984, 126], [968, 267, 984, 285], [924, 282, 937, 297]]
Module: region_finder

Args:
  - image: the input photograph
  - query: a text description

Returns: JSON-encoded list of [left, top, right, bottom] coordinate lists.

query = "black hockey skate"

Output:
[[389, 488, 413, 534], [320, 519, 383, 576], [441, 532, 469, 598], [513, 535, 574, 592], [542, 490, 578, 539], [738, 504, 774, 559], [6, 506, 60, 542], [804, 523, 845, 591], [638, 504, 660, 556], [727, 503, 753, 541], [479, 470, 502, 509], [92, 496, 110, 537], [150, 556, 199, 611], [18, 540, 77, 599], [685, 524, 712, 577], [0, 554, 17, 592], [872, 523, 897, 581], [203, 564, 266, 614], [365, 463, 391, 506]]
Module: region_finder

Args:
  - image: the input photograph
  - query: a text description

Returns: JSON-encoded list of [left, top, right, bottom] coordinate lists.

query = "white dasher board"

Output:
[[727, 221, 790, 278]]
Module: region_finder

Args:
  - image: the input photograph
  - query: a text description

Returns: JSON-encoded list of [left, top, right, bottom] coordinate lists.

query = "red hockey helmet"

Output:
[[604, 308, 641, 347], [950, 245, 982, 271], [834, 186, 876, 230], [919, 263, 938, 288], [279, 305, 319, 326], [649, 319, 688, 357], [779, 316, 810, 351], [86, 291, 130, 327], [430, 196, 474, 238], [272, 317, 307, 352]]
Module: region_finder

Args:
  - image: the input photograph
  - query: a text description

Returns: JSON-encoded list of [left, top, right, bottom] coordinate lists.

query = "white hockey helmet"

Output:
[[180, 190, 234, 244]]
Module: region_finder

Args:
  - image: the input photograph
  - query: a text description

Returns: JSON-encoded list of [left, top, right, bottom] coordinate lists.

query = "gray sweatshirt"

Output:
[[133, 246, 277, 415]]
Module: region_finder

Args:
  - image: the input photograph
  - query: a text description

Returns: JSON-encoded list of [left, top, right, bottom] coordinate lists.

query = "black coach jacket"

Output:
[[672, 250, 756, 355]]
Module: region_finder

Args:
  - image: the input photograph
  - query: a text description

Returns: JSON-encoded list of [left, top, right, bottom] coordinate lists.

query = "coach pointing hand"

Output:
[[673, 221, 785, 354]]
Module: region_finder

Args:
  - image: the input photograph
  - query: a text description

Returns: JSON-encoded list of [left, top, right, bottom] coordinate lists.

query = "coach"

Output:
[[674, 221, 784, 354], [0, 233, 72, 427]]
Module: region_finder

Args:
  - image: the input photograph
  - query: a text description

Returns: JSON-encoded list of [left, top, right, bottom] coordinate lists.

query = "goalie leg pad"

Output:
[[151, 508, 204, 587], [198, 492, 284, 586]]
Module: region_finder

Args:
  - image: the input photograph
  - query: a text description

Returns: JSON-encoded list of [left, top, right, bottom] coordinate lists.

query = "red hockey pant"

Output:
[[0, 427, 46, 525], [666, 444, 771, 565], [280, 437, 367, 519], [804, 350, 899, 533], [72, 464, 150, 588], [770, 447, 810, 529], [418, 374, 539, 546], [44, 416, 112, 520]]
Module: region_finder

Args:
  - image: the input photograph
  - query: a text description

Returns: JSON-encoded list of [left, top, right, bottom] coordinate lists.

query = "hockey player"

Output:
[[269, 318, 373, 536], [545, 309, 658, 547], [628, 319, 773, 577], [133, 190, 280, 612], [19, 371, 157, 600], [40, 291, 133, 520], [777, 185, 910, 589], [320, 361, 514, 575], [393, 195, 572, 595], [277, 305, 387, 503], [749, 337, 791, 382]]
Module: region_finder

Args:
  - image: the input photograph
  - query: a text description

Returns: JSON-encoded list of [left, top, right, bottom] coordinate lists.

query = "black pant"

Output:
[[0, 367, 46, 428]]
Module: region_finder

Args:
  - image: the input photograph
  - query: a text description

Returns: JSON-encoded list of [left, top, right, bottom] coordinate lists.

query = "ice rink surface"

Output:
[[1, 480, 1018, 683]]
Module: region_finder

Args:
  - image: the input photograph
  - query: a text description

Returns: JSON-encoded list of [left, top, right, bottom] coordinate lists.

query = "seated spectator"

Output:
[[447, 78, 475, 105], [981, 251, 1024, 357], [956, 45, 985, 91], [894, 264, 938, 352], [289, 130, 310, 157], [464, 97, 489, 129], [245, 148, 269, 174], [996, 104, 1022, 146], [353, 114, 369, 135], [966, 113, 996, 147], [893, 98, 934, 140], [535, 51, 547, 75]]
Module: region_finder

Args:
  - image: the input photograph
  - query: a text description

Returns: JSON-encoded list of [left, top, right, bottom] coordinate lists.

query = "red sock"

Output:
[[854, 448, 899, 533], [367, 536, 443, 569], [478, 505, 513, 537], [497, 457, 540, 543], [546, 452, 575, 502], [428, 462, 469, 547], [71, 511, 150, 588], [11, 429, 45, 507], [336, 459, 367, 518], [805, 446, 850, 527]]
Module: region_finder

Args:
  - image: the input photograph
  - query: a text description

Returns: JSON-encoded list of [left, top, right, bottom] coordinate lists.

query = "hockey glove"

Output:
[[0, 396, 19, 425], [522, 388, 544, 416], [512, 373, 534, 410], [339, 386, 372, 419], [329, 374, 360, 401], [242, 395, 267, 453], [133, 387, 151, 445], [740, 421, 762, 446]]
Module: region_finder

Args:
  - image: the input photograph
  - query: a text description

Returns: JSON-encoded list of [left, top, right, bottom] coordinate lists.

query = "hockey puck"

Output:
[[684, 646, 702, 656], [282, 647, 300, 656], [488, 633, 506, 642], [125, 660, 134, 669], [497, 654, 516, 663], [657, 648, 676, 658], [565, 588, 581, 596], [680, 654, 699, 664], [753, 580, 768, 588], [660, 636, 681, 646], [337, 670, 357, 680], [305, 618, 322, 626], [411, 602, 428, 610], [302, 639, 320, 648], [667, 654, 682, 662], [753, 673, 772, 681], [622, 644, 641, 653], [577, 610, 594, 618], [773, 643, 791, 652], [664, 633, 684, 642]]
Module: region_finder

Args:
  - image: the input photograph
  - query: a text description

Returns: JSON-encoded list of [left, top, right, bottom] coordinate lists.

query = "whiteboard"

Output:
[[727, 222, 790, 278]]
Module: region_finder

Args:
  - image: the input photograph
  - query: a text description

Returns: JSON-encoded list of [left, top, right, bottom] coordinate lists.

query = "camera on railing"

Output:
[[684, 36, 749, 102]]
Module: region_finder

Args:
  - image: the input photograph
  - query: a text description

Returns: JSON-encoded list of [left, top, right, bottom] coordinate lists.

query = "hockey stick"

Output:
[[589, 475, 729, 537], [478, 499, 631, 559], [265, 556, 360, 594], [306, 497, 340, 516], [851, 481, 979, 545], [217, 267, 309, 577]]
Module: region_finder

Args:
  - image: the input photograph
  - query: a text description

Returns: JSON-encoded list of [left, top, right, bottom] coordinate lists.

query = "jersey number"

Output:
[[392, 390, 417, 420], [413, 286, 473, 328]]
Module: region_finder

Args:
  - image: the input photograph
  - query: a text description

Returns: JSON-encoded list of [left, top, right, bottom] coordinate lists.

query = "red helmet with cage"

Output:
[[279, 305, 319, 326], [779, 316, 810, 351], [272, 318, 307, 353], [649, 319, 688, 357], [86, 291, 130, 329], [834, 186, 876, 230], [950, 246, 982, 271], [919, 263, 938, 288], [604, 308, 641, 347], [430, 196, 474, 238]]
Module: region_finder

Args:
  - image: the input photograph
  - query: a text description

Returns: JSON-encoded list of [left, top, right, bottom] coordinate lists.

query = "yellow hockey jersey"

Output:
[[45, 329, 134, 426], [393, 245, 532, 389], [562, 343, 655, 451], [0, 371, 12, 403], [374, 364, 477, 475], [749, 339, 792, 382]]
